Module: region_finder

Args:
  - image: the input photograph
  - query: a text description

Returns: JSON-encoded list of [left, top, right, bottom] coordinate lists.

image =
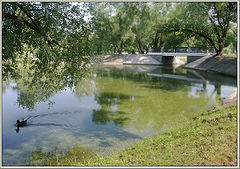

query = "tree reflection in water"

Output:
[[92, 92, 133, 126], [90, 66, 232, 131], [92, 109, 130, 126], [3, 61, 91, 110]]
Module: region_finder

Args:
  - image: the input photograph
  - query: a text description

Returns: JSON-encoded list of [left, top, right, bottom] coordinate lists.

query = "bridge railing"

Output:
[[152, 47, 215, 53], [189, 47, 215, 53]]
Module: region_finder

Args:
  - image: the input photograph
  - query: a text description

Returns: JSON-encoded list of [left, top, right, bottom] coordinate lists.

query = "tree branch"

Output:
[[213, 3, 223, 30], [208, 16, 221, 42], [15, 2, 40, 31], [3, 12, 38, 31], [3, 4, 64, 48], [181, 28, 218, 52], [158, 27, 218, 52]]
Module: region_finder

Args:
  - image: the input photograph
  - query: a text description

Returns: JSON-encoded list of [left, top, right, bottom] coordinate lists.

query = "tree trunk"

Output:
[[114, 45, 117, 53], [158, 34, 164, 49], [119, 40, 124, 54], [217, 41, 224, 56], [137, 39, 145, 54], [152, 33, 159, 52]]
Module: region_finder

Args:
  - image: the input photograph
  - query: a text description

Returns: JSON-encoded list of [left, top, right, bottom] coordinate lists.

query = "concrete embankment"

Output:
[[183, 55, 237, 77], [100, 54, 161, 65], [99, 54, 184, 66]]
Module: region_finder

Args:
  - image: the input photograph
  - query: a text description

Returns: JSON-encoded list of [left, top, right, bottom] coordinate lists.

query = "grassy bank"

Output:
[[26, 106, 237, 166], [77, 105, 237, 166]]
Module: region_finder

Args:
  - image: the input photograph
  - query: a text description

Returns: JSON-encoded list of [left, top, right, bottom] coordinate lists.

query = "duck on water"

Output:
[[15, 118, 29, 133]]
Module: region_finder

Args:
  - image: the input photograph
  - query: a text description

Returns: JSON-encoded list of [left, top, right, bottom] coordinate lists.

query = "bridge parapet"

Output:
[[156, 47, 215, 54]]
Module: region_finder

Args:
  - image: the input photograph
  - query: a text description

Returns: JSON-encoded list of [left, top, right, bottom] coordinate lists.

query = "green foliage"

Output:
[[3, 2, 237, 61], [3, 2, 93, 65], [160, 2, 237, 55], [224, 31, 237, 54], [89, 2, 236, 55], [89, 2, 139, 54], [89, 2, 174, 54]]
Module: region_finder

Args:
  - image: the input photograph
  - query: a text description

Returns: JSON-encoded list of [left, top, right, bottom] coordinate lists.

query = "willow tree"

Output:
[[89, 2, 138, 54], [3, 2, 93, 66], [160, 2, 237, 56]]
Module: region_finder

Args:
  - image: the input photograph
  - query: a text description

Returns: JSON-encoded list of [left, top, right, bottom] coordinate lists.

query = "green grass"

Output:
[[222, 54, 237, 58], [77, 105, 237, 166]]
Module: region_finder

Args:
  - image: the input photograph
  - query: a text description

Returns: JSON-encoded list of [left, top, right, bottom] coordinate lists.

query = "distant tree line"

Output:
[[2, 2, 237, 65]]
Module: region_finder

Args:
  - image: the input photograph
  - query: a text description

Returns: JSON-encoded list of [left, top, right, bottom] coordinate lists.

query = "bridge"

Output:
[[147, 47, 216, 64]]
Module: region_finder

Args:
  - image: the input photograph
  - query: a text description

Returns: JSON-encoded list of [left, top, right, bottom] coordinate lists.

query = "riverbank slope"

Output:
[[183, 55, 237, 77]]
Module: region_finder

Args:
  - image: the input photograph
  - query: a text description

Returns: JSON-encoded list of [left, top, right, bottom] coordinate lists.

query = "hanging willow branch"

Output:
[[3, 3, 64, 48]]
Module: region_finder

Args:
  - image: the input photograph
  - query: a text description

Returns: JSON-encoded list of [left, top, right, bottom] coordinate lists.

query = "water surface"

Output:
[[2, 64, 236, 165]]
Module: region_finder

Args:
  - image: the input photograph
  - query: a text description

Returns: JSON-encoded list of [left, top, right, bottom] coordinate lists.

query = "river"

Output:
[[2, 64, 237, 165]]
